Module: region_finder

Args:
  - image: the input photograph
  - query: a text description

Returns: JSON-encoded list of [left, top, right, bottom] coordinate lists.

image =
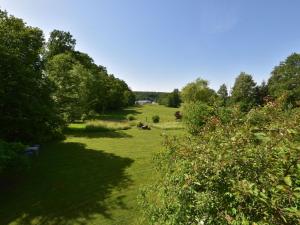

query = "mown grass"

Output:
[[0, 104, 184, 225]]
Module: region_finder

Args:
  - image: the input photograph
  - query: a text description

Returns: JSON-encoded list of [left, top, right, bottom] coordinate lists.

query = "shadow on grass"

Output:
[[95, 108, 141, 121], [0, 142, 134, 225], [63, 129, 133, 139]]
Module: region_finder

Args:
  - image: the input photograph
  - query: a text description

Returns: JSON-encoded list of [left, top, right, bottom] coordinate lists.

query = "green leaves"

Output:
[[141, 102, 300, 225], [284, 176, 292, 186]]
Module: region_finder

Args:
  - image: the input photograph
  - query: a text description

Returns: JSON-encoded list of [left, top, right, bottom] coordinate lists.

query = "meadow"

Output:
[[0, 105, 183, 225]]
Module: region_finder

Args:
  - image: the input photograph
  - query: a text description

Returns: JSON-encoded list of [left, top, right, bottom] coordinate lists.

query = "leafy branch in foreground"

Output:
[[140, 102, 300, 225]]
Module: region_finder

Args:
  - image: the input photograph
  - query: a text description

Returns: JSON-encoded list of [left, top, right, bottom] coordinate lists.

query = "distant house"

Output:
[[135, 100, 152, 105]]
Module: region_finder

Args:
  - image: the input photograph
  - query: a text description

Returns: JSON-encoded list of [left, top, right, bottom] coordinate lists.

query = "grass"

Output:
[[0, 104, 184, 225], [66, 120, 131, 133]]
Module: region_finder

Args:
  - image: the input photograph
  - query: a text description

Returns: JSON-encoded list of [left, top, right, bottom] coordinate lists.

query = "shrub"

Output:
[[140, 104, 300, 225], [152, 115, 160, 123], [0, 140, 29, 175], [182, 101, 213, 134], [127, 114, 136, 121], [136, 121, 144, 128], [174, 111, 182, 120]]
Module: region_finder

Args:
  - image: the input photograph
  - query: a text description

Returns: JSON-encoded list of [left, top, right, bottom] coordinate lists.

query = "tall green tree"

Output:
[[256, 81, 268, 105], [45, 30, 76, 59], [231, 72, 257, 111], [268, 53, 300, 105], [217, 83, 228, 106], [181, 78, 217, 104], [0, 10, 62, 142], [167, 89, 181, 108], [46, 52, 90, 122]]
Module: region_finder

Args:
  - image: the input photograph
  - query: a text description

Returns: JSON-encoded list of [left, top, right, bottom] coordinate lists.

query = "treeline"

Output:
[[134, 91, 168, 102], [141, 53, 300, 224], [0, 10, 135, 144]]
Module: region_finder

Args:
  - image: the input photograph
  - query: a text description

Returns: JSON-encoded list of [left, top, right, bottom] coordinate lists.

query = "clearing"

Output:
[[0, 105, 183, 225]]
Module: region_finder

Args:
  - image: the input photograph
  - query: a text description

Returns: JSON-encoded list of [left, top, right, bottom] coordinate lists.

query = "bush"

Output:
[[182, 102, 213, 134], [127, 114, 136, 121], [137, 121, 144, 128], [0, 140, 29, 175], [152, 115, 160, 123], [174, 111, 182, 120], [140, 104, 300, 225]]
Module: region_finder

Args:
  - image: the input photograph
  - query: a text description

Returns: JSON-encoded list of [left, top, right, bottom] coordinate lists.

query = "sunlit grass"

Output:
[[0, 105, 185, 225], [67, 120, 132, 132]]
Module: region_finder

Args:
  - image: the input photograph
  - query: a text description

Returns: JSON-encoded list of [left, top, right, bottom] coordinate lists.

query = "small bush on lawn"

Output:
[[0, 140, 29, 175], [174, 111, 182, 120], [152, 115, 160, 123], [136, 121, 144, 128], [127, 114, 136, 121]]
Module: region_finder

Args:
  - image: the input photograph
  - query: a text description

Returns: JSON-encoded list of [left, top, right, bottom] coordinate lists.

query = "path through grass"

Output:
[[0, 105, 183, 225]]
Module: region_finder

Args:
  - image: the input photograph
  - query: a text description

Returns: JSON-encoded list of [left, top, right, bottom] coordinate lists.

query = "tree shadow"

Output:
[[95, 108, 141, 121], [0, 142, 134, 225], [63, 130, 133, 139]]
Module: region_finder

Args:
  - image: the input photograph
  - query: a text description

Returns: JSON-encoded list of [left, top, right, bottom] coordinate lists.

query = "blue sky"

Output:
[[1, 0, 300, 92]]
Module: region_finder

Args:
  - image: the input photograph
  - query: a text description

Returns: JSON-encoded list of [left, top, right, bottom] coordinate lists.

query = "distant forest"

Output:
[[134, 91, 169, 102]]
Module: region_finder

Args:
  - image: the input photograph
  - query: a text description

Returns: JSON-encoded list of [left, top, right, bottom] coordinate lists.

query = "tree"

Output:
[[46, 52, 90, 122], [268, 53, 300, 106], [217, 83, 228, 106], [231, 72, 257, 111], [45, 29, 76, 59], [0, 10, 62, 142], [167, 89, 181, 108], [181, 78, 217, 104], [256, 81, 268, 105]]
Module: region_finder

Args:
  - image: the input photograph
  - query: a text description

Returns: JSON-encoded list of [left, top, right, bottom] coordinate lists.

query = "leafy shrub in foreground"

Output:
[[182, 102, 213, 134], [140, 103, 300, 225]]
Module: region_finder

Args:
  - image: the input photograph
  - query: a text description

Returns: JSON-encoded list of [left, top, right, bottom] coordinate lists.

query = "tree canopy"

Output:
[[268, 53, 300, 105], [231, 72, 257, 111], [181, 78, 217, 104]]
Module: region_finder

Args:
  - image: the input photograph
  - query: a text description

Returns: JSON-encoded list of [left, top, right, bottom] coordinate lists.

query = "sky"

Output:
[[1, 0, 300, 92]]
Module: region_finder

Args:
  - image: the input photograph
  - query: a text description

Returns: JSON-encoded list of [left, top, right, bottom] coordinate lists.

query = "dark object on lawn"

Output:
[[175, 111, 182, 120], [24, 144, 40, 156], [152, 115, 160, 123], [141, 125, 151, 130], [137, 121, 144, 128]]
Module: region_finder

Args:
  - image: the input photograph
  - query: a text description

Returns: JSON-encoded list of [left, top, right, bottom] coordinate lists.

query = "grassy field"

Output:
[[0, 104, 184, 225]]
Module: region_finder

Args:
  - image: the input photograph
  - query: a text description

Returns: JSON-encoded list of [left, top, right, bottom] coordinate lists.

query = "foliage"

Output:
[[231, 72, 257, 111], [175, 111, 182, 120], [268, 53, 300, 106], [152, 115, 160, 123], [256, 81, 269, 106], [137, 121, 144, 128], [140, 102, 300, 225], [45, 29, 76, 59], [217, 83, 229, 106], [182, 102, 214, 134], [127, 114, 136, 121], [0, 10, 63, 142], [0, 139, 28, 175], [46, 52, 89, 122], [134, 91, 168, 102], [181, 78, 217, 104], [167, 89, 181, 108]]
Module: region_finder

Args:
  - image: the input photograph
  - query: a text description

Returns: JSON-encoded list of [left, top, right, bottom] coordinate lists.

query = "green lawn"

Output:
[[0, 105, 183, 225]]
